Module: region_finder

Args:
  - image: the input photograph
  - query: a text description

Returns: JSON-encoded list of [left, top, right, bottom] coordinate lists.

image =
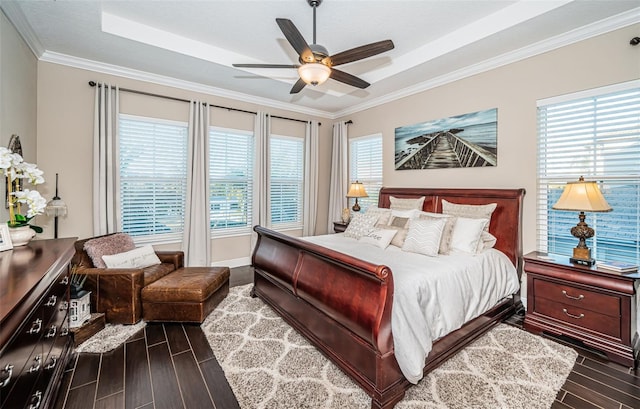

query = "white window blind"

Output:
[[537, 82, 640, 264], [209, 127, 253, 235], [350, 134, 383, 211], [119, 115, 188, 242], [270, 135, 304, 228]]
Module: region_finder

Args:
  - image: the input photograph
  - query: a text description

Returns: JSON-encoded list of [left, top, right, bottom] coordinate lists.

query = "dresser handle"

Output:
[[45, 295, 57, 307], [60, 326, 69, 337], [0, 364, 13, 388], [28, 355, 42, 373], [44, 356, 58, 370], [27, 319, 42, 334], [60, 276, 69, 285], [45, 325, 57, 338], [29, 390, 42, 409], [60, 301, 69, 311], [562, 290, 584, 301], [562, 308, 585, 319]]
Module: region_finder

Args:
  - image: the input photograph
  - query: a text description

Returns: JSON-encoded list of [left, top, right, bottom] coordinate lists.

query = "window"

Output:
[[537, 82, 640, 264], [209, 127, 253, 234], [119, 115, 188, 242], [270, 135, 304, 228], [350, 134, 383, 211]]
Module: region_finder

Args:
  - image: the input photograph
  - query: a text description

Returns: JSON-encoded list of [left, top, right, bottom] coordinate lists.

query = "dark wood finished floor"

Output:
[[55, 267, 639, 409]]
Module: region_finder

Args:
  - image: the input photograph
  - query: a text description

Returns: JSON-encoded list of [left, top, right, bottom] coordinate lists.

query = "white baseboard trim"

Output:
[[211, 257, 251, 269]]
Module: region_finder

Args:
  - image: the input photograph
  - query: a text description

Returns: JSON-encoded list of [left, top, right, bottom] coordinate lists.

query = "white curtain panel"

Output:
[[183, 101, 211, 266], [251, 112, 270, 251], [327, 121, 349, 232], [92, 83, 120, 235], [303, 120, 319, 236]]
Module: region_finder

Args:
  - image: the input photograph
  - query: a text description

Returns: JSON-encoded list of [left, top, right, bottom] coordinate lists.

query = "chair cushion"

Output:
[[83, 233, 135, 268]]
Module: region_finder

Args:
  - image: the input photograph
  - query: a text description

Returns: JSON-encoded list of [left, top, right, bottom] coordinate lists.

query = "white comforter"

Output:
[[303, 234, 520, 384]]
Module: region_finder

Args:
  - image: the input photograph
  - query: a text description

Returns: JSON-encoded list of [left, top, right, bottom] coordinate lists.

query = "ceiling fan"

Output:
[[233, 0, 394, 94]]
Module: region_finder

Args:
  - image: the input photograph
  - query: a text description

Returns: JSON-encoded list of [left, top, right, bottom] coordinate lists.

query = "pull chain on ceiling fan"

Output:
[[233, 0, 394, 94]]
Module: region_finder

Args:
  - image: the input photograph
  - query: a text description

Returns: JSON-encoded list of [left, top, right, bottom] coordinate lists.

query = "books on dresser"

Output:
[[596, 260, 638, 273]]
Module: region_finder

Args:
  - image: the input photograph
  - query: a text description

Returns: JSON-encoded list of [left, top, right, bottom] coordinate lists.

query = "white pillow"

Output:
[[343, 213, 380, 239], [102, 245, 162, 269], [401, 218, 447, 257], [418, 212, 457, 254], [389, 208, 419, 221], [449, 217, 489, 254], [477, 231, 498, 252], [390, 196, 426, 211], [365, 206, 392, 225], [441, 200, 496, 232], [359, 228, 398, 249]]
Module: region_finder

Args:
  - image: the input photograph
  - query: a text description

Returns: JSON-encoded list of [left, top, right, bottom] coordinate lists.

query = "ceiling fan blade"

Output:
[[276, 18, 314, 63], [327, 40, 394, 67], [290, 78, 307, 94], [233, 63, 300, 69], [330, 69, 370, 89]]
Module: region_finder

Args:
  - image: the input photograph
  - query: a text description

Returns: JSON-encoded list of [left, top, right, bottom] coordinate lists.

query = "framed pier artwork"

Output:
[[394, 108, 497, 170]]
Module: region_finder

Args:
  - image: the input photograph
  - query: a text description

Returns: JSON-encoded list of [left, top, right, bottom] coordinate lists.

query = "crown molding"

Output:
[[333, 7, 640, 118], [39, 51, 333, 119], [0, 2, 44, 58]]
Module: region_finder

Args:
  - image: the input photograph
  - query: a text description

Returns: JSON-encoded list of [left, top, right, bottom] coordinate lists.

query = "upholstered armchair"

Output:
[[71, 234, 184, 324]]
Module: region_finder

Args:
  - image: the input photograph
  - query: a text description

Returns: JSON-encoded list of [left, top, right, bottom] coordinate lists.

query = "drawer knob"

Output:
[[562, 290, 584, 301], [45, 295, 57, 307], [29, 390, 42, 409], [60, 301, 69, 311], [27, 319, 42, 335], [60, 326, 69, 337], [45, 325, 57, 339], [44, 356, 58, 371], [562, 308, 585, 319], [0, 364, 14, 388], [28, 355, 42, 373], [60, 276, 69, 285]]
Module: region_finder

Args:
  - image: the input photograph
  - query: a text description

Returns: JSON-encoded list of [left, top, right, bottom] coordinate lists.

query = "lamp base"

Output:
[[570, 257, 596, 266]]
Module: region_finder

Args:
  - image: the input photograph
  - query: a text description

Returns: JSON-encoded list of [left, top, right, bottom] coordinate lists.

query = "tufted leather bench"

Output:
[[141, 267, 230, 323]]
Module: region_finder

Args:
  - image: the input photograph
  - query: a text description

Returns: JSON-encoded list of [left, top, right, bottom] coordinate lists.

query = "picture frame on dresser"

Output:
[[0, 224, 12, 251]]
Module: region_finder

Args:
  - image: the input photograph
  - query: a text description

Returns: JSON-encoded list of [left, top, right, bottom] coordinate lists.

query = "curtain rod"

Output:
[[88, 81, 320, 125]]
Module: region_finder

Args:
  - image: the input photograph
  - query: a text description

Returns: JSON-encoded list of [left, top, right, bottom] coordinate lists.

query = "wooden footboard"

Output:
[[251, 187, 525, 408]]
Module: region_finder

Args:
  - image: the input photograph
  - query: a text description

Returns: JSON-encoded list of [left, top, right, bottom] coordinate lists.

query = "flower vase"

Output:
[[9, 225, 36, 247]]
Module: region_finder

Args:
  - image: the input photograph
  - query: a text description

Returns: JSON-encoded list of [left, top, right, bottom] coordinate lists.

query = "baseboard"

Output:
[[211, 257, 251, 268]]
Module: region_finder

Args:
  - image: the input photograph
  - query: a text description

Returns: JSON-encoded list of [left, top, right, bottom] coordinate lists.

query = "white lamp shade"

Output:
[[298, 63, 331, 86], [45, 198, 68, 217], [552, 177, 612, 212], [346, 181, 368, 198]]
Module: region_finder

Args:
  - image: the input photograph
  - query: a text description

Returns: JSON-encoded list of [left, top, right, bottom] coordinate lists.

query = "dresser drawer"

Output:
[[533, 279, 620, 317], [534, 297, 621, 339]]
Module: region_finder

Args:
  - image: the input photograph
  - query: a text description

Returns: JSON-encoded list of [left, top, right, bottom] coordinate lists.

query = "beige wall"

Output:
[[0, 10, 37, 222], [340, 24, 640, 256], [35, 62, 332, 262]]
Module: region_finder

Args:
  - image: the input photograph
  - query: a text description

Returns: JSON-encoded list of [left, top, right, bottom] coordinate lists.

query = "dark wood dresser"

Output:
[[0, 238, 76, 409], [524, 251, 639, 367]]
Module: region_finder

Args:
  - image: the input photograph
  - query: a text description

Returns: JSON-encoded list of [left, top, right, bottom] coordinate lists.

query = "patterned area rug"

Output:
[[202, 285, 578, 409], [75, 321, 146, 354]]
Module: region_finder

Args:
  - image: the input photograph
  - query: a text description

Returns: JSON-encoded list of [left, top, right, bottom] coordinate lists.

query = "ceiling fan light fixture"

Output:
[[298, 63, 331, 86]]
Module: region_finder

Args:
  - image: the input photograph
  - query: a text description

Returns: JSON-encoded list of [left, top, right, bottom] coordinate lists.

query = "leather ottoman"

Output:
[[141, 267, 230, 323]]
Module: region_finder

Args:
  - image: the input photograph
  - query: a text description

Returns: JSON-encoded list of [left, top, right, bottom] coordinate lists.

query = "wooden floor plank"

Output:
[[561, 379, 623, 409], [94, 392, 124, 409], [145, 323, 167, 347], [64, 381, 97, 409], [172, 350, 215, 409], [52, 368, 75, 409], [95, 343, 125, 400], [124, 338, 153, 409], [199, 357, 241, 409], [581, 355, 640, 387], [567, 371, 640, 409], [184, 324, 214, 363], [69, 353, 101, 389], [147, 342, 184, 409], [164, 324, 190, 355], [561, 392, 602, 409]]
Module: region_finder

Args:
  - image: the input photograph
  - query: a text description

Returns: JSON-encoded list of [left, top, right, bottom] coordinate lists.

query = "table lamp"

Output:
[[346, 181, 368, 212], [552, 176, 612, 265]]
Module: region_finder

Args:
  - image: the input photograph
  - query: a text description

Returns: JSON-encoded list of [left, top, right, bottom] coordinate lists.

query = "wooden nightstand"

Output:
[[524, 251, 639, 367], [333, 221, 349, 233]]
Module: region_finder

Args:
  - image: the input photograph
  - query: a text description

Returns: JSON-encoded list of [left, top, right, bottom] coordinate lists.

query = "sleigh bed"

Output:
[[251, 187, 525, 408]]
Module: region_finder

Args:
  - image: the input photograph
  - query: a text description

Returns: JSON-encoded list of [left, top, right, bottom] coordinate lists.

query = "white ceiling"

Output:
[[2, 0, 639, 117]]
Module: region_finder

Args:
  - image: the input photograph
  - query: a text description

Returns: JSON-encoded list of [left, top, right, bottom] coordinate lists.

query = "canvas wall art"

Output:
[[394, 108, 497, 170]]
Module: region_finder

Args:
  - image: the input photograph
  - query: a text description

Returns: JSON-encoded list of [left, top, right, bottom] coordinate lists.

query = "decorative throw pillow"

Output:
[[365, 206, 392, 225], [376, 223, 409, 248], [441, 200, 497, 232], [83, 233, 136, 268], [359, 228, 398, 249], [389, 196, 426, 211], [449, 217, 490, 254], [419, 212, 457, 254], [389, 216, 410, 228], [343, 213, 380, 239], [102, 245, 162, 269], [476, 231, 498, 252], [389, 208, 420, 221], [401, 218, 447, 257]]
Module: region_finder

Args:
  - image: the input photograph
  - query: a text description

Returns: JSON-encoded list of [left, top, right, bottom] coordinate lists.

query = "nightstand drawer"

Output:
[[535, 298, 621, 338], [533, 279, 620, 317]]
